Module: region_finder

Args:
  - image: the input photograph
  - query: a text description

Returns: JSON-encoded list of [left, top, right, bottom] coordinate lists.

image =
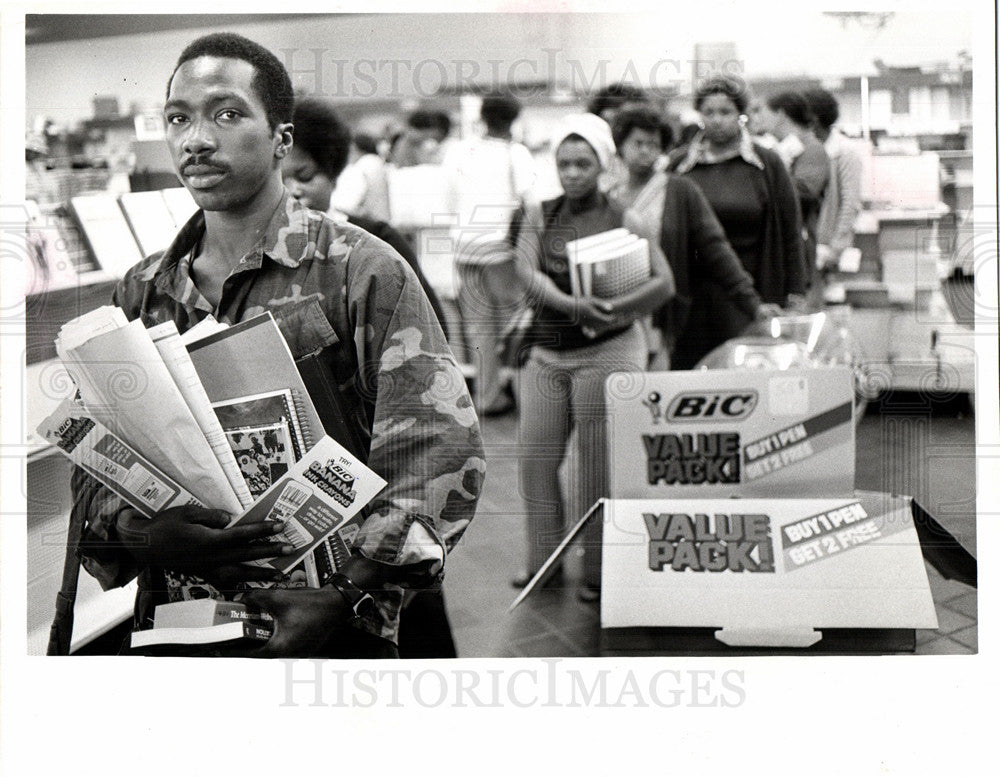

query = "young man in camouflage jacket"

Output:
[[72, 32, 485, 658]]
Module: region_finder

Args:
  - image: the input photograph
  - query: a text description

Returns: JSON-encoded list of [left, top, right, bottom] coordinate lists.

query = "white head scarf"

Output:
[[551, 113, 616, 170]]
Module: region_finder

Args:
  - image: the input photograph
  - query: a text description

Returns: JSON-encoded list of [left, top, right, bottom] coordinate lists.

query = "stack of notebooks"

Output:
[[565, 228, 651, 299], [37, 309, 387, 650]]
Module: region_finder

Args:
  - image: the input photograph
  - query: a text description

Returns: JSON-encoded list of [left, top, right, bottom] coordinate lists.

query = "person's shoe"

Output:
[[577, 584, 601, 603], [510, 568, 563, 589]]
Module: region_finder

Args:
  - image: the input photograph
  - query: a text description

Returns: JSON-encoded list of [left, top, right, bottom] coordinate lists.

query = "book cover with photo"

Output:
[[212, 389, 307, 498]]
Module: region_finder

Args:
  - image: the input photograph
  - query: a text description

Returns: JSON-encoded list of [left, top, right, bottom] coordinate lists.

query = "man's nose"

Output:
[[181, 118, 217, 156]]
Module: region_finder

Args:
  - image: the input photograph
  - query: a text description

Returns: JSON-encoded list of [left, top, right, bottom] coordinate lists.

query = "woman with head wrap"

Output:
[[508, 113, 675, 602]]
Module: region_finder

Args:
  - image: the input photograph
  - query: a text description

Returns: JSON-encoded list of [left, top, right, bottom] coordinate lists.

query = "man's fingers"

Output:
[[218, 520, 288, 544], [186, 509, 234, 530], [216, 541, 297, 565], [240, 588, 279, 612], [215, 563, 286, 583]]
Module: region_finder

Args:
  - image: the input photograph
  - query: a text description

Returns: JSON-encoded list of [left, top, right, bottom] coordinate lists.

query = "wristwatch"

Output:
[[329, 573, 376, 620]]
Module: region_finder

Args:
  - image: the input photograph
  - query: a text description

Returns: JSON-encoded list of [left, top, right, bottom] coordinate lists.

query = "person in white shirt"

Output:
[[804, 88, 864, 272], [444, 92, 536, 416], [330, 133, 392, 223]]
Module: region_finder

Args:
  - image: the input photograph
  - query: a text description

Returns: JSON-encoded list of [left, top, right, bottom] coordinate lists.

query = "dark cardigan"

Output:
[[656, 173, 762, 355], [667, 141, 807, 304], [665, 142, 807, 368]]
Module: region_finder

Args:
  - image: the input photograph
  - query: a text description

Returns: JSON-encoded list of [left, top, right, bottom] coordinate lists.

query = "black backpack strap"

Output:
[[46, 506, 87, 656]]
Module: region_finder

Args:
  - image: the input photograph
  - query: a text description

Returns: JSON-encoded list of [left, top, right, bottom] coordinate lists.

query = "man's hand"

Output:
[[116, 506, 294, 588], [240, 587, 353, 657]]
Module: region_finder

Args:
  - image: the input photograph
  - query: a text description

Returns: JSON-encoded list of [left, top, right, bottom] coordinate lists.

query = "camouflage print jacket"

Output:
[[72, 191, 485, 645]]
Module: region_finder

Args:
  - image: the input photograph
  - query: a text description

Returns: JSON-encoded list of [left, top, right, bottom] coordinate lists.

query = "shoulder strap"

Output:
[[46, 507, 87, 655]]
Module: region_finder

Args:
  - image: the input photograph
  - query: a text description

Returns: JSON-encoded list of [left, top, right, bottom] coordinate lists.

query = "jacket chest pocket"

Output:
[[269, 297, 340, 358], [268, 297, 372, 461]]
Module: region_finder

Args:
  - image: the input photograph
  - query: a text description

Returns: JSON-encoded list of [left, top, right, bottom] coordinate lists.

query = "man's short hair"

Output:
[[766, 91, 813, 128], [480, 92, 522, 133], [291, 97, 352, 181], [167, 32, 294, 130], [407, 109, 452, 139], [803, 87, 840, 130], [587, 83, 648, 118], [694, 75, 750, 115], [612, 106, 665, 151]]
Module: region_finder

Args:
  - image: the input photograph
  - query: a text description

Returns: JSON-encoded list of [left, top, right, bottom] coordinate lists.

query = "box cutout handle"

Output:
[[714, 628, 823, 648]]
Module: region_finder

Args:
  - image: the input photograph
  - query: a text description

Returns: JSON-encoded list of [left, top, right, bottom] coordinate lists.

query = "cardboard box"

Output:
[[599, 492, 938, 641]]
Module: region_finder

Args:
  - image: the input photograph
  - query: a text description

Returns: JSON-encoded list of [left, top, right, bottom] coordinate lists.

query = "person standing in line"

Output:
[[609, 106, 779, 370], [329, 132, 392, 223], [390, 109, 453, 167], [804, 87, 864, 276], [71, 33, 484, 658], [509, 113, 674, 602], [587, 82, 650, 193], [444, 92, 537, 416], [753, 91, 830, 280], [668, 76, 807, 367], [280, 95, 450, 337]]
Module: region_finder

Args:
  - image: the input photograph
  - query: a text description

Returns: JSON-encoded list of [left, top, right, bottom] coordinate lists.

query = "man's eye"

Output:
[[166, 115, 188, 125], [217, 110, 242, 122]]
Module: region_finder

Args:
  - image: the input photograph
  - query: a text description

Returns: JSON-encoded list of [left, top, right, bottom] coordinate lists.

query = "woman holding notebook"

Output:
[[508, 113, 674, 602]]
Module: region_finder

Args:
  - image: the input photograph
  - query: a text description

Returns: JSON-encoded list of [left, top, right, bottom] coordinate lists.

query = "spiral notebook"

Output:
[[185, 313, 324, 452]]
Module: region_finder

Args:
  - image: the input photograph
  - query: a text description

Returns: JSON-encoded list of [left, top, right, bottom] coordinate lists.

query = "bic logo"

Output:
[[666, 391, 759, 421]]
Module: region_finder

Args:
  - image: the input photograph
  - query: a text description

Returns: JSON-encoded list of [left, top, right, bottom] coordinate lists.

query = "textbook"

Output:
[[152, 599, 274, 630], [67, 193, 145, 278], [129, 620, 273, 649], [186, 313, 326, 455], [55, 310, 244, 514], [212, 389, 309, 499], [565, 228, 651, 298]]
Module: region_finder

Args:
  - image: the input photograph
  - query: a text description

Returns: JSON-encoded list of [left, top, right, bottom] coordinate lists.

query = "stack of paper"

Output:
[[565, 228, 650, 298], [40, 307, 388, 591], [54, 306, 244, 515]]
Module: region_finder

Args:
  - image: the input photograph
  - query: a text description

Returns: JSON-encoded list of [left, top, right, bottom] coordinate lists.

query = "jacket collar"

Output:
[[143, 190, 326, 298], [674, 127, 765, 174]]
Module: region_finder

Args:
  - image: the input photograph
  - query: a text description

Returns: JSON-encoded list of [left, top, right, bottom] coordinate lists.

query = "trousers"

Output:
[[516, 323, 646, 587]]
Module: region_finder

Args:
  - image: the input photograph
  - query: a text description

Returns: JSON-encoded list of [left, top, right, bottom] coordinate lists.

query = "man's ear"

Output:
[[275, 122, 294, 159]]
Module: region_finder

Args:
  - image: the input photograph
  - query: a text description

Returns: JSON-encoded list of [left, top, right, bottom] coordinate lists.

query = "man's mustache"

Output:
[[180, 156, 228, 175]]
